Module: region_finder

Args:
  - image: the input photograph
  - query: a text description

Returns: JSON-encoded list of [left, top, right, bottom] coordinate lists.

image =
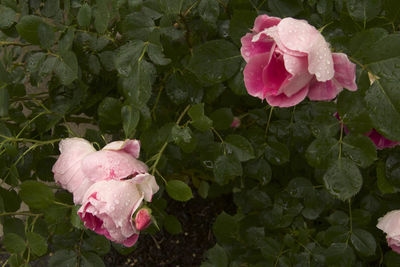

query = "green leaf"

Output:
[[166, 180, 193, 202], [94, 0, 109, 34], [229, 10, 257, 46], [114, 40, 145, 76], [209, 108, 233, 130], [54, 51, 78, 85], [121, 12, 155, 41], [244, 158, 272, 184], [19, 180, 55, 209], [198, 0, 219, 25], [213, 155, 242, 185], [225, 134, 254, 162], [325, 243, 356, 267], [38, 22, 55, 49], [121, 105, 140, 138], [58, 28, 75, 53], [365, 80, 400, 142], [147, 43, 171, 65], [350, 228, 376, 257], [16, 15, 43, 44], [201, 244, 228, 267], [198, 180, 209, 199], [385, 153, 400, 187], [265, 141, 290, 165], [82, 235, 110, 256], [0, 85, 9, 117], [81, 252, 105, 267], [213, 212, 238, 244], [377, 161, 397, 194], [188, 103, 213, 131], [121, 60, 156, 108], [346, 0, 381, 22], [268, 0, 303, 17], [342, 134, 377, 168], [77, 3, 92, 28], [0, 5, 17, 29], [3, 233, 26, 254], [48, 250, 77, 267], [0, 188, 21, 212], [306, 137, 338, 168], [187, 40, 241, 83], [164, 215, 183, 234], [70, 205, 84, 229], [323, 158, 363, 201], [98, 97, 122, 126], [27, 232, 47, 256]]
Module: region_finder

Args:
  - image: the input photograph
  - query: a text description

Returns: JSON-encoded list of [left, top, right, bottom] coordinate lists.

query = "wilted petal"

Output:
[[241, 33, 274, 62], [103, 139, 141, 159]]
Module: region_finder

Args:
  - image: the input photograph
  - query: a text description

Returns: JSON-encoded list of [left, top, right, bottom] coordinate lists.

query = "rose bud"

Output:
[[78, 174, 159, 247], [241, 15, 357, 107], [134, 208, 152, 231], [377, 210, 400, 254], [230, 117, 241, 128]]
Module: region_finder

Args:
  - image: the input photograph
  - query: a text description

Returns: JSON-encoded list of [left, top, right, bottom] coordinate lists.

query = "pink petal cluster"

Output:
[[366, 129, 399, 150], [52, 138, 159, 247], [241, 15, 357, 107], [377, 210, 400, 254]]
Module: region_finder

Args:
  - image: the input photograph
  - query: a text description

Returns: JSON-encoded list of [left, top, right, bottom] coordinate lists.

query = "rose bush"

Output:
[[1, 0, 400, 266], [241, 15, 357, 107]]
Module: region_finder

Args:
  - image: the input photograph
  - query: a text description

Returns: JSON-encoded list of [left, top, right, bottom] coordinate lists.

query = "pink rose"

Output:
[[335, 113, 399, 150], [78, 174, 159, 247], [377, 210, 400, 254], [52, 138, 146, 204], [366, 129, 399, 150], [241, 15, 357, 107]]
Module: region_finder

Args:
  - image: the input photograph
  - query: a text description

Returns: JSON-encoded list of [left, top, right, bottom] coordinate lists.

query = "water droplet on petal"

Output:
[[316, 72, 321, 78]]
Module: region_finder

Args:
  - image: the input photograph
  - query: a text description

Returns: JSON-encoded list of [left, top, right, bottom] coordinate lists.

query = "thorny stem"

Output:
[[0, 211, 41, 217], [346, 199, 353, 245], [338, 120, 344, 160]]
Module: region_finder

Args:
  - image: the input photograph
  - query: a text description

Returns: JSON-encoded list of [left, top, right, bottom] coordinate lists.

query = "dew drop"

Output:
[[316, 72, 321, 78], [115, 199, 120, 204], [327, 61, 331, 65]]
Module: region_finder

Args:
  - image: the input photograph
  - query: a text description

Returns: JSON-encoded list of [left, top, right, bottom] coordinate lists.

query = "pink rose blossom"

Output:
[[377, 210, 400, 254], [241, 15, 357, 107], [78, 175, 159, 247], [52, 138, 147, 204]]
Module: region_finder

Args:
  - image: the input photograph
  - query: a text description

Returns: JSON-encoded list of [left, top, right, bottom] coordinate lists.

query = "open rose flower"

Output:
[[78, 174, 159, 247], [241, 15, 357, 107], [52, 138, 147, 204], [377, 210, 400, 254]]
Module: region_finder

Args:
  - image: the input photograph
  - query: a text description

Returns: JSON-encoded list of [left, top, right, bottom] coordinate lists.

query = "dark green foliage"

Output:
[[0, 0, 399, 266]]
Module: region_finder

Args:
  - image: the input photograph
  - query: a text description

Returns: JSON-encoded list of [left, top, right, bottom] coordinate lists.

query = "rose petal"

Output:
[[388, 238, 400, 254], [366, 129, 399, 150], [52, 138, 95, 176], [377, 210, 400, 238], [265, 84, 309, 107], [81, 150, 148, 182], [102, 139, 141, 159], [262, 51, 291, 96], [132, 173, 159, 202], [307, 79, 341, 101], [277, 18, 334, 81], [280, 54, 313, 97], [332, 53, 357, 91], [240, 33, 274, 62], [253, 14, 281, 33], [243, 52, 270, 99]]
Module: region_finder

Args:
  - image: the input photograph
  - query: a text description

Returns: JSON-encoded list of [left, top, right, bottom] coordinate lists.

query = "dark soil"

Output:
[[104, 194, 236, 267]]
